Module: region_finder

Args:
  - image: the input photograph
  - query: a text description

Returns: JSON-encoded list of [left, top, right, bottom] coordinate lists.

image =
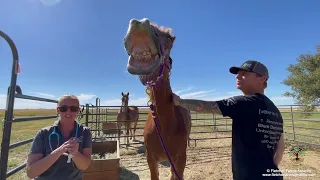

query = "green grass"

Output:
[[0, 107, 319, 179]]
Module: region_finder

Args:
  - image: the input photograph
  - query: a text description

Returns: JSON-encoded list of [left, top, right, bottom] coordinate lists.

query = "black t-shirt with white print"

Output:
[[216, 93, 284, 180]]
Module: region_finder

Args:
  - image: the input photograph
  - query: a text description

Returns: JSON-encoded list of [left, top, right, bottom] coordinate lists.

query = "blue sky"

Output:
[[0, 0, 320, 109]]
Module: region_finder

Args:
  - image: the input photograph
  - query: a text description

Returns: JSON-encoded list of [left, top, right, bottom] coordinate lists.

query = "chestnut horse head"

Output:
[[124, 18, 175, 87], [120, 92, 129, 113]]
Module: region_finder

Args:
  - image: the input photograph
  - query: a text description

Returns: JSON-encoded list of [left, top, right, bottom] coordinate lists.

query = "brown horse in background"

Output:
[[124, 18, 192, 180], [116, 92, 139, 146]]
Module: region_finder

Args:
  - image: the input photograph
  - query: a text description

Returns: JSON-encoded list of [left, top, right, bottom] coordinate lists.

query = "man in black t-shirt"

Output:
[[172, 60, 285, 180]]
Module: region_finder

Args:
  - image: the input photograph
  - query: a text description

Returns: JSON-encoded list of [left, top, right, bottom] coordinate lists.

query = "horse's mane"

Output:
[[151, 22, 173, 35]]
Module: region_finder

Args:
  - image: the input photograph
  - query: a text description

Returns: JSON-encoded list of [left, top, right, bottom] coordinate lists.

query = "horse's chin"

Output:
[[138, 64, 162, 85]]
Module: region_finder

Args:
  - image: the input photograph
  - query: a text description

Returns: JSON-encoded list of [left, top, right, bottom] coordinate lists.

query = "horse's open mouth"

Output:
[[124, 18, 161, 76]]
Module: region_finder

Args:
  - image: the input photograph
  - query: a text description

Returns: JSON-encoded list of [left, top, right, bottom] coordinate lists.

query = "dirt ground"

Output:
[[114, 131, 320, 180], [119, 140, 233, 180]]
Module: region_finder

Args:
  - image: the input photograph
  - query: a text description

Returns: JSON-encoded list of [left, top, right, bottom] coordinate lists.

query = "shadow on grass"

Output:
[[119, 167, 140, 180]]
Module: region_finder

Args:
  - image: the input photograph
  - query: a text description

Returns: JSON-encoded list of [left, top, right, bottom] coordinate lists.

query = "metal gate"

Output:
[[0, 30, 61, 179], [0, 30, 85, 180]]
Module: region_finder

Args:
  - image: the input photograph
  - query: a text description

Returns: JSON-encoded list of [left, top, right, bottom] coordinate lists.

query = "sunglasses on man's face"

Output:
[[58, 106, 79, 112]]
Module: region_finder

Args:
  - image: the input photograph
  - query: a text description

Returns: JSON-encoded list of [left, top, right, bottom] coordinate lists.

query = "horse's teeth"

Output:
[[132, 50, 153, 61]]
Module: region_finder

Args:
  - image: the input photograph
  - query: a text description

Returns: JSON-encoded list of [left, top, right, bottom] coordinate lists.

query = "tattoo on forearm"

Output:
[[179, 99, 222, 114]]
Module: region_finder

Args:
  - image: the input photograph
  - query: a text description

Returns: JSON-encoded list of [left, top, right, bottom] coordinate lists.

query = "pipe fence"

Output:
[[84, 104, 320, 148]]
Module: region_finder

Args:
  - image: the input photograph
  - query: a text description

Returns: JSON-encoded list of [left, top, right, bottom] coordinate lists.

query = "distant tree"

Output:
[[282, 45, 320, 117]]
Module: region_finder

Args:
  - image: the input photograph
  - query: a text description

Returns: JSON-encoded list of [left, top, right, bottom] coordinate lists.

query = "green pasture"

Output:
[[0, 107, 319, 179]]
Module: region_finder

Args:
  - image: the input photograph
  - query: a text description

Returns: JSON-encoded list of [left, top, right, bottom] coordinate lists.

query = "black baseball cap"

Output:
[[229, 60, 269, 79]]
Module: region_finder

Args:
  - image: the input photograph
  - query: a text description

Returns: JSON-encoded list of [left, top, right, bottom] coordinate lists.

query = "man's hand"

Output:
[[172, 93, 181, 106]]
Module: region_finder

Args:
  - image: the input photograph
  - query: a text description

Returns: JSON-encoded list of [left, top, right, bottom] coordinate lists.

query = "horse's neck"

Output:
[[120, 104, 128, 113], [149, 79, 175, 131]]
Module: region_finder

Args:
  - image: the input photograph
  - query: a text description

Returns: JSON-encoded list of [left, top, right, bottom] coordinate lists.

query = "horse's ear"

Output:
[[121, 92, 124, 96], [171, 36, 176, 43], [127, 92, 129, 96]]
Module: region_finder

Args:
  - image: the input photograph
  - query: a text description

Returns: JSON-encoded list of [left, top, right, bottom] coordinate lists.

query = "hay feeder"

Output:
[[82, 139, 120, 180]]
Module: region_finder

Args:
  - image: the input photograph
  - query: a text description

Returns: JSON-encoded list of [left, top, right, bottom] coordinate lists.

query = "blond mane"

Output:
[[151, 22, 173, 35]]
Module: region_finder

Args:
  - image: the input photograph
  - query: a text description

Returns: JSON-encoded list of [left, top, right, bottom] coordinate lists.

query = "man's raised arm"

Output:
[[173, 93, 222, 114]]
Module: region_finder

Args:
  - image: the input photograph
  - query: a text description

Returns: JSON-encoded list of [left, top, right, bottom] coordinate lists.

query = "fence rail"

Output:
[[1, 91, 59, 179], [84, 104, 320, 148]]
